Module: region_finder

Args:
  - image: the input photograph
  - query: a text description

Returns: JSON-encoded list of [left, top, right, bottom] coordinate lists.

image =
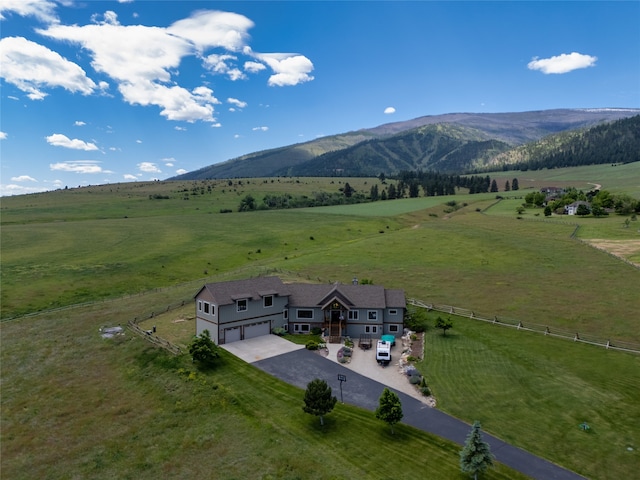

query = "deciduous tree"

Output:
[[435, 316, 453, 336], [188, 329, 220, 366], [375, 388, 403, 434]]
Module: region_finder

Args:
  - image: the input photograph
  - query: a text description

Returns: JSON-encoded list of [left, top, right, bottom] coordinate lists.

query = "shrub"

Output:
[[272, 327, 286, 336], [421, 386, 432, 396], [342, 347, 352, 357], [311, 327, 322, 335], [305, 341, 318, 350], [409, 374, 422, 385], [406, 355, 417, 362]]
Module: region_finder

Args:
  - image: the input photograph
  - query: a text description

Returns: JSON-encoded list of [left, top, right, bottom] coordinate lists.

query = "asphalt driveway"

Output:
[[235, 339, 586, 480]]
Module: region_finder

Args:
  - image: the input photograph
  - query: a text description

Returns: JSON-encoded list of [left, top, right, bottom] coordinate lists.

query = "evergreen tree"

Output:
[[303, 379, 337, 426], [342, 182, 354, 198], [490, 179, 498, 193], [370, 184, 379, 201], [387, 183, 397, 200], [504, 180, 510, 192], [375, 388, 403, 434], [511, 178, 519, 191], [460, 421, 494, 479]]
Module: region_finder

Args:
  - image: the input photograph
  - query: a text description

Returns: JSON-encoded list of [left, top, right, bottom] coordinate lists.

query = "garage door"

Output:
[[224, 327, 241, 344], [244, 321, 270, 340]]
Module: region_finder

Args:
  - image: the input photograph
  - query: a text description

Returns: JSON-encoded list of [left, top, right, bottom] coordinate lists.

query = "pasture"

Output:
[[2, 164, 639, 479]]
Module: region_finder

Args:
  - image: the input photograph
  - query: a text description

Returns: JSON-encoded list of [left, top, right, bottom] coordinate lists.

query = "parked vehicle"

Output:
[[376, 340, 392, 365]]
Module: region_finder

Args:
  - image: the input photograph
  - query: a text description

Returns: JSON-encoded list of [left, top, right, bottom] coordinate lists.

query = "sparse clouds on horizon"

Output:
[[528, 52, 597, 74], [50, 160, 109, 174]]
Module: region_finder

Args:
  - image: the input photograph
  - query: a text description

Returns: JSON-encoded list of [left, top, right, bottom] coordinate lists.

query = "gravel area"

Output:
[[322, 335, 433, 406]]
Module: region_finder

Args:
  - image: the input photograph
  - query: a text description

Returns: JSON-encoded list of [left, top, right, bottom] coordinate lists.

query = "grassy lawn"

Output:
[[417, 312, 640, 480], [2, 167, 639, 479], [0, 300, 527, 480]]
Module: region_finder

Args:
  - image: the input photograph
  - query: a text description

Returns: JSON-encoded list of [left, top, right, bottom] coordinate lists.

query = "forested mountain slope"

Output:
[[171, 108, 639, 179]]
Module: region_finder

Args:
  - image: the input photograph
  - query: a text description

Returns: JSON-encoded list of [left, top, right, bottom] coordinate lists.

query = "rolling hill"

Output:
[[171, 108, 640, 179]]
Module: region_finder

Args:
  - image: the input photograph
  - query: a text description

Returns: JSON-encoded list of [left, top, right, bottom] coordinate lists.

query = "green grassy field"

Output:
[[2, 165, 639, 479], [1, 297, 528, 480]]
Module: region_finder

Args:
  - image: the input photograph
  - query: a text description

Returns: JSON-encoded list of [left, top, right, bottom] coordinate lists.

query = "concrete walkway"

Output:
[[243, 340, 586, 480]]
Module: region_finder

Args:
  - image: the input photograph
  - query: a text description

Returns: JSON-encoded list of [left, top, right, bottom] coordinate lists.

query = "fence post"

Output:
[[517, 322, 522, 330], [574, 333, 580, 341]]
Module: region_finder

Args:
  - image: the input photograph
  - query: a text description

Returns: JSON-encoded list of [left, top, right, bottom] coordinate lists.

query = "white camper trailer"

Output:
[[376, 340, 392, 365]]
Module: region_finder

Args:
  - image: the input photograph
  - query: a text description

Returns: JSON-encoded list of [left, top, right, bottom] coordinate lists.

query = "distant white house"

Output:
[[565, 201, 590, 215], [194, 276, 406, 344]]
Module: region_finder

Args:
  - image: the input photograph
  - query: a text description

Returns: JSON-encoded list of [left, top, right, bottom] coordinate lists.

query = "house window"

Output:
[[348, 310, 359, 320], [365, 325, 379, 334], [368, 310, 378, 321], [203, 302, 210, 314], [297, 309, 313, 320], [198, 301, 202, 312], [237, 299, 247, 312], [389, 309, 398, 315], [263, 295, 273, 308], [283, 309, 288, 320], [389, 325, 399, 333], [294, 324, 310, 333]]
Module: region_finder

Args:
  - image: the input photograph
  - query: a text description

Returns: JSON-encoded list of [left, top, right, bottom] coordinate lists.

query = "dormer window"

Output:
[[237, 299, 247, 312], [264, 295, 274, 308]]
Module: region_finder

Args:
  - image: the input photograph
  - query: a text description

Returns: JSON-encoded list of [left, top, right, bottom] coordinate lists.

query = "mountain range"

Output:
[[171, 108, 640, 180]]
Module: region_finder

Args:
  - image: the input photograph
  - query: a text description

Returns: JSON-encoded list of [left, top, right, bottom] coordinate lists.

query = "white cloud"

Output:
[[123, 174, 137, 180], [27, 8, 313, 123], [253, 52, 314, 86], [74, 121, 86, 126], [0, 36, 97, 100], [0, 131, 7, 140], [244, 61, 266, 73], [46, 133, 98, 151], [527, 52, 597, 74], [227, 97, 247, 108], [137, 162, 161, 173], [0, 0, 59, 24], [11, 175, 37, 182], [202, 53, 247, 81], [176, 168, 188, 175], [50, 160, 108, 174], [384, 107, 396, 114], [0, 183, 49, 196], [252, 126, 269, 132], [167, 10, 253, 52], [175, 126, 187, 131]]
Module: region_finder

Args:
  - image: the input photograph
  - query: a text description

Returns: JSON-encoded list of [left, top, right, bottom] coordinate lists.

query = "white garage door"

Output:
[[244, 321, 270, 340], [224, 327, 241, 344]]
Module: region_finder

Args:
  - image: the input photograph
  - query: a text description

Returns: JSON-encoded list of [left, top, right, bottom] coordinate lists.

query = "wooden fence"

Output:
[[127, 300, 190, 355], [407, 298, 640, 354]]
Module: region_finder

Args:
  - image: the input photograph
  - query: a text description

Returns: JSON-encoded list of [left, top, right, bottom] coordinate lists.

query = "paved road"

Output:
[[254, 348, 586, 480]]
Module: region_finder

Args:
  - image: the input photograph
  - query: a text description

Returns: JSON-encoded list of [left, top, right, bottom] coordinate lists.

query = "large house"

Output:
[[194, 276, 406, 344]]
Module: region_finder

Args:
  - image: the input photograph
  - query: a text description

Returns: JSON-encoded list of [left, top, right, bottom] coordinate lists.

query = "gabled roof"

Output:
[[286, 282, 391, 309], [196, 276, 288, 306]]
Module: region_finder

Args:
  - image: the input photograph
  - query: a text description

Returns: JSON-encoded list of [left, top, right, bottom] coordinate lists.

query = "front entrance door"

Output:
[[330, 310, 343, 336]]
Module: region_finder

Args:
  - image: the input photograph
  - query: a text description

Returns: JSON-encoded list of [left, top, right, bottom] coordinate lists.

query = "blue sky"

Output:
[[1, 1, 639, 196]]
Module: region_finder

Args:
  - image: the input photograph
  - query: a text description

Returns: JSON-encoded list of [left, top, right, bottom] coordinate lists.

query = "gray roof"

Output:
[[197, 277, 406, 310], [198, 276, 288, 306]]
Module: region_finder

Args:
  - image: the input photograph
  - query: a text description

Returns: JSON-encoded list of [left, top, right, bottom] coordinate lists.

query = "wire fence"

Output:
[[407, 298, 640, 355]]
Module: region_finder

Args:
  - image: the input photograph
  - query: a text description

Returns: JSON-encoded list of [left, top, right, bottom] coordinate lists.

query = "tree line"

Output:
[[237, 172, 520, 212]]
